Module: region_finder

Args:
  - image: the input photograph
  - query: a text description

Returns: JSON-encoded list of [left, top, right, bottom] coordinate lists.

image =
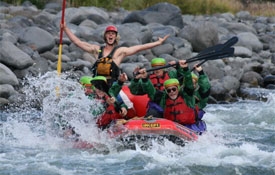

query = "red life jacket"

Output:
[[164, 96, 196, 125], [96, 104, 123, 129], [149, 71, 170, 91], [95, 94, 122, 129]]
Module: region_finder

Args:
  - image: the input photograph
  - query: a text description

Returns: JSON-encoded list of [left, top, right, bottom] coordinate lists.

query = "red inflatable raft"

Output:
[[73, 117, 198, 150], [120, 86, 149, 117], [108, 117, 199, 149], [72, 85, 199, 149]]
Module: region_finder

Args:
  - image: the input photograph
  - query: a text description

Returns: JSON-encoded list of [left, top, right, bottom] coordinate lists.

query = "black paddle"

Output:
[[190, 48, 234, 71], [186, 47, 235, 63], [195, 36, 238, 57], [189, 37, 238, 70], [137, 36, 238, 75]]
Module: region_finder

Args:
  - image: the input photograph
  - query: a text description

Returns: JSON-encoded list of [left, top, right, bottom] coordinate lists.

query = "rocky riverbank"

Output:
[[1, 1, 275, 109]]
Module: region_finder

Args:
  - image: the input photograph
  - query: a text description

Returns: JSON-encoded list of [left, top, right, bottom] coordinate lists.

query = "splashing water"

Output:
[[1, 71, 112, 150], [0, 72, 275, 175]]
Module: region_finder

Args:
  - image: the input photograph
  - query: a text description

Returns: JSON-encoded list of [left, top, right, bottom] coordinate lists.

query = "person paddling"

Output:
[[182, 64, 211, 133], [86, 76, 126, 130], [130, 58, 179, 93], [88, 75, 138, 130], [129, 60, 198, 127], [130, 58, 185, 117], [61, 23, 169, 86]]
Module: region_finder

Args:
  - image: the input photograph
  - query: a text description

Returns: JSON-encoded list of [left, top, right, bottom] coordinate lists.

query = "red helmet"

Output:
[[105, 25, 118, 34]]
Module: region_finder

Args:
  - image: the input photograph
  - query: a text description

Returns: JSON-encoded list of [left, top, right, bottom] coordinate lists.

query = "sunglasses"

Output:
[[166, 87, 177, 93]]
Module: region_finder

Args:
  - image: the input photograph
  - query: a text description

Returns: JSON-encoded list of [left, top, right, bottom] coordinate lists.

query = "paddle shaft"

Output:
[[191, 60, 207, 71], [57, 0, 66, 76]]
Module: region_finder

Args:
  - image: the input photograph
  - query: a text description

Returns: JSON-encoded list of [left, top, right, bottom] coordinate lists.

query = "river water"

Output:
[[0, 72, 274, 175]]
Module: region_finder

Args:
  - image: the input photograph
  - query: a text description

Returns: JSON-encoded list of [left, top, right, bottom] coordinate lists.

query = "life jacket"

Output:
[[149, 71, 170, 91], [164, 96, 196, 125], [184, 105, 206, 134], [96, 104, 123, 130], [92, 46, 120, 86]]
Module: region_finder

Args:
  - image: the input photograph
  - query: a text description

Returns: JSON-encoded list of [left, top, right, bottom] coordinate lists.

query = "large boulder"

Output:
[[236, 32, 263, 53], [122, 2, 184, 28], [19, 26, 55, 53], [0, 84, 16, 98], [0, 41, 34, 69], [0, 63, 19, 85], [178, 21, 219, 52]]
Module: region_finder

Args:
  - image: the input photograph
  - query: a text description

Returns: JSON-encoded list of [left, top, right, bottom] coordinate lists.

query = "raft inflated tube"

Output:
[[121, 86, 149, 117]]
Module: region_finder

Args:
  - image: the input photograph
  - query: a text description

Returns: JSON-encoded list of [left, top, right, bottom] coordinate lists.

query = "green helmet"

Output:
[[90, 76, 109, 93], [79, 76, 93, 86], [164, 78, 179, 89], [91, 76, 107, 82], [151, 58, 166, 67]]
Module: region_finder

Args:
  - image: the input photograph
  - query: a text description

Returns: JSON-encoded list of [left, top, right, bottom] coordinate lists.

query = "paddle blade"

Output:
[[186, 47, 235, 63], [197, 44, 222, 56], [203, 47, 235, 61], [221, 36, 238, 49], [196, 36, 238, 58]]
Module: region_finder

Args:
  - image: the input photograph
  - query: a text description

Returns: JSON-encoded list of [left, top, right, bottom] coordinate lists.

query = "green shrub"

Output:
[[1, 0, 274, 16]]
